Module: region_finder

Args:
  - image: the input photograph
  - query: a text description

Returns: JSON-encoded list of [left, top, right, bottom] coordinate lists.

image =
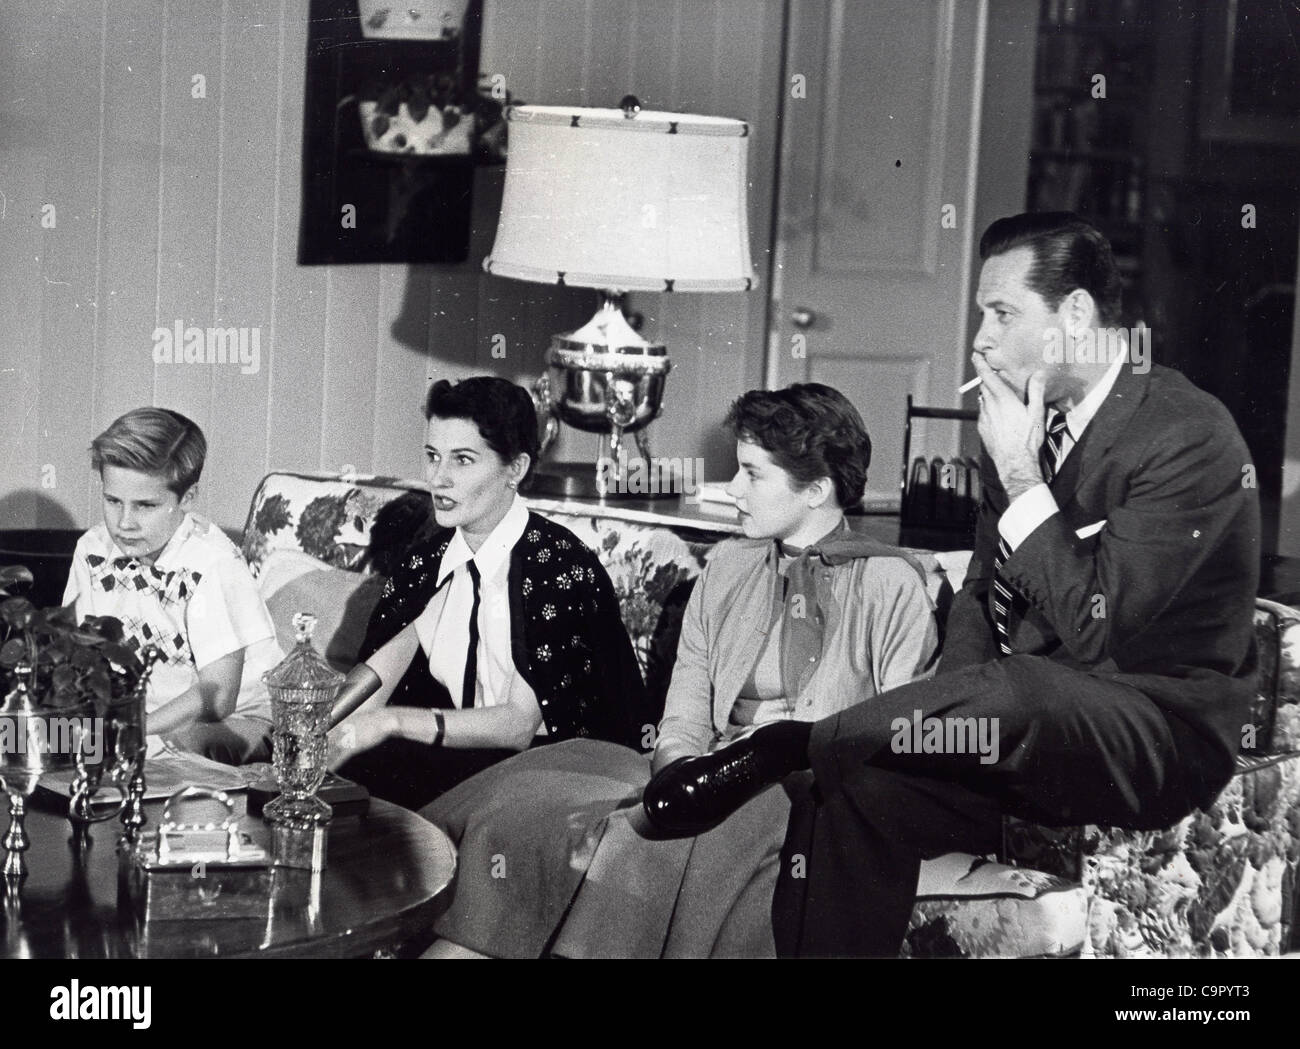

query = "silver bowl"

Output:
[[544, 338, 671, 435], [1, 677, 82, 879]]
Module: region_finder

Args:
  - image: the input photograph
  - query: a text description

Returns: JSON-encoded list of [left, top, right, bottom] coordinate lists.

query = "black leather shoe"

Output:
[[643, 734, 781, 837]]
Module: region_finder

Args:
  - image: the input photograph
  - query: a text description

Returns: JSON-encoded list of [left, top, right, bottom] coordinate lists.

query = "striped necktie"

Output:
[[992, 410, 1068, 655], [1040, 409, 1069, 481]]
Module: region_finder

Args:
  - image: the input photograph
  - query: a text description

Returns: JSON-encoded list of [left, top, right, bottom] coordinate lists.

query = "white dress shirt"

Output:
[[998, 350, 1127, 550], [411, 494, 540, 722]]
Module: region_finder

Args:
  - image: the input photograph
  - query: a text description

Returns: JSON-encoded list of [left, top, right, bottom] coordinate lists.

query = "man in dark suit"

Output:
[[642, 212, 1260, 957]]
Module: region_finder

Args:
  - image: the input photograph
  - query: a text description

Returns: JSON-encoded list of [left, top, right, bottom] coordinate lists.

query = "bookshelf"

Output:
[[1025, 0, 1156, 315]]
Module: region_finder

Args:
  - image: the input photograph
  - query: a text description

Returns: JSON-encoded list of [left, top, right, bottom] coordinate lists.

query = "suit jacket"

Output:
[[939, 364, 1259, 771]]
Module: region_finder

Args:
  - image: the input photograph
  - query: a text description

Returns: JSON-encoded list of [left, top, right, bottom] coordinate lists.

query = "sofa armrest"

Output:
[[1003, 749, 1300, 957]]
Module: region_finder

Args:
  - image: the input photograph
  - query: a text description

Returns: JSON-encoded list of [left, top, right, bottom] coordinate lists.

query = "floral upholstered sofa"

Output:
[[240, 471, 1300, 958]]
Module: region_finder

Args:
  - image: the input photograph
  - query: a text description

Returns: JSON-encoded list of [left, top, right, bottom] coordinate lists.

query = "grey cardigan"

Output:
[[654, 537, 940, 761]]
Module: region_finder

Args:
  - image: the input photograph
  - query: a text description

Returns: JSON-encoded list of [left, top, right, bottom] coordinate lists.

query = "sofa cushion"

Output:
[[240, 471, 428, 576], [259, 549, 386, 671], [904, 852, 1088, 958]]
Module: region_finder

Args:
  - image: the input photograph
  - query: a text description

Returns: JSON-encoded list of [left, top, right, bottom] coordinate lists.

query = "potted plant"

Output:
[[1, 565, 149, 713], [0, 565, 154, 876]]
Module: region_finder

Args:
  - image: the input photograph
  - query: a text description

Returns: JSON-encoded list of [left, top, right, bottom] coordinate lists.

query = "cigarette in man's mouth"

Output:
[[959, 376, 983, 395]]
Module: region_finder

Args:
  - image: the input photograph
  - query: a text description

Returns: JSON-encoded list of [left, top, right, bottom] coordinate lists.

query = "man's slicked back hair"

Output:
[[979, 211, 1123, 326]]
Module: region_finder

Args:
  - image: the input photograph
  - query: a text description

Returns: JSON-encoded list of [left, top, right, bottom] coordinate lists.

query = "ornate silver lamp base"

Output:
[[529, 296, 675, 501]]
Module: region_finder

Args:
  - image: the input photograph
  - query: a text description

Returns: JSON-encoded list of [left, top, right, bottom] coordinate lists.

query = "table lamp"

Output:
[[483, 97, 758, 498]]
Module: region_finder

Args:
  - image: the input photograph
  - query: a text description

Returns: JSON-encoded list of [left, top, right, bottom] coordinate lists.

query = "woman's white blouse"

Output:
[[411, 495, 541, 724]]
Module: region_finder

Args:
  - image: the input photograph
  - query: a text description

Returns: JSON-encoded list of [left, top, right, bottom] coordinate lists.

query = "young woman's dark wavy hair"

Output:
[[725, 383, 872, 509], [424, 376, 540, 483]]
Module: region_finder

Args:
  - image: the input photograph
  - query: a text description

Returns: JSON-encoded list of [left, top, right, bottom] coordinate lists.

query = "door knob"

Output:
[[790, 307, 816, 329]]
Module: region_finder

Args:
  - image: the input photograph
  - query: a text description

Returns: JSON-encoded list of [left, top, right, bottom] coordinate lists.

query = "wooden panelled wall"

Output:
[[0, 0, 783, 532]]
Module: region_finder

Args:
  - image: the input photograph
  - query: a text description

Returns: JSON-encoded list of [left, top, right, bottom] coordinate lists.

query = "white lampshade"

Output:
[[484, 105, 758, 293]]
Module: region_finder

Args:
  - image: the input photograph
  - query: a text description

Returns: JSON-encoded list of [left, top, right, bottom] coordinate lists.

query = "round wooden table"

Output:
[[1, 794, 456, 958]]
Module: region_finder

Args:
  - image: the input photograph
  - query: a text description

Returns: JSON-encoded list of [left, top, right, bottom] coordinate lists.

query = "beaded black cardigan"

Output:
[[358, 512, 649, 750]]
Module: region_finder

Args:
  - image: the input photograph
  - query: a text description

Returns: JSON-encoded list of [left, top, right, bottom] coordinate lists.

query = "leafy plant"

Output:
[[0, 565, 147, 718]]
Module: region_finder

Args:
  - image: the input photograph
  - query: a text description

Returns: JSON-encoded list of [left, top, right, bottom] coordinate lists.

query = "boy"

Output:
[[63, 407, 282, 765]]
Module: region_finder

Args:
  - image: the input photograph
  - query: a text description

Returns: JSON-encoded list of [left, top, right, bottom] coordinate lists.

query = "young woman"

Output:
[[421, 383, 940, 957], [327, 376, 647, 809]]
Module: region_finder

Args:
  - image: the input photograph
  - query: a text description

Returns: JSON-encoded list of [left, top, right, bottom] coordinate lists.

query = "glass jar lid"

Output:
[[262, 613, 345, 693]]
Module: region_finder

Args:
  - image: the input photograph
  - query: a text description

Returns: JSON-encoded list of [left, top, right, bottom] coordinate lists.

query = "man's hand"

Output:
[[972, 355, 1048, 502], [327, 710, 396, 771]]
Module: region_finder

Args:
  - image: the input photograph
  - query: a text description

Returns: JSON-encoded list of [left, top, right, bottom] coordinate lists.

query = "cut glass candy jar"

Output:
[[261, 614, 343, 827]]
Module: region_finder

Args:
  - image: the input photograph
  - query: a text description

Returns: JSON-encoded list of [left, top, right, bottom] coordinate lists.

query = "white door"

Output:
[[767, 0, 987, 506]]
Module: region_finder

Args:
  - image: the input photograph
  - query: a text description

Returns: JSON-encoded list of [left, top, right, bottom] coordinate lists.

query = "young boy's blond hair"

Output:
[[90, 407, 207, 496]]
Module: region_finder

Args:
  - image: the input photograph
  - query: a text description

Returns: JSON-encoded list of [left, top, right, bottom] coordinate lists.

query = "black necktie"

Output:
[[461, 560, 482, 708], [992, 409, 1070, 655]]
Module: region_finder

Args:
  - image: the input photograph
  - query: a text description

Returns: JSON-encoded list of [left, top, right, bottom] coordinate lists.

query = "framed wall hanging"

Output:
[[297, 0, 500, 265]]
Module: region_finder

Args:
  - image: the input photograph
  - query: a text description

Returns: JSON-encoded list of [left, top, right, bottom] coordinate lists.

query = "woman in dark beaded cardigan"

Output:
[[326, 377, 648, 810]]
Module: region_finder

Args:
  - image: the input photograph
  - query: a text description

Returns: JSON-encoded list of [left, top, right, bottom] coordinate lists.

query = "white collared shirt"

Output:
[[412, 494, 539, 718], [62, 512, 281, 719], [999, 350, 1127, 550]]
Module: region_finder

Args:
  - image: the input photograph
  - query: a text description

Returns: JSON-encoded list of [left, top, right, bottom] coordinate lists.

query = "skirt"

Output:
[[339, 737, 516, 811], [421, 738, 795, 958]]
